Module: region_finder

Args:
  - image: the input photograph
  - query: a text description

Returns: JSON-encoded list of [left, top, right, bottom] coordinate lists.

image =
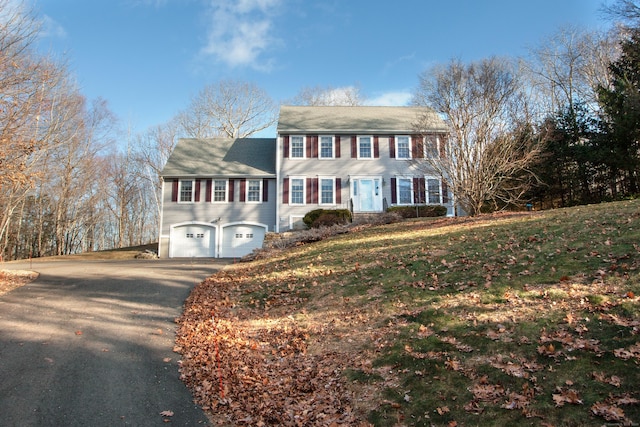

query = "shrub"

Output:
[[303, 209, 352, 228], [387, 205, 447, 218]]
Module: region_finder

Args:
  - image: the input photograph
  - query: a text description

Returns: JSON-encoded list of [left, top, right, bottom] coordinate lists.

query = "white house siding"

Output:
[[159, 178, 276, 258], [277, 134, 453, 231]]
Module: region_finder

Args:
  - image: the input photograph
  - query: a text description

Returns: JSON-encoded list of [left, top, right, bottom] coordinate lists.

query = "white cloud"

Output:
[[40, 15, 67, 39], [201, 0, 282, 69], [366, 91, 413, 106]]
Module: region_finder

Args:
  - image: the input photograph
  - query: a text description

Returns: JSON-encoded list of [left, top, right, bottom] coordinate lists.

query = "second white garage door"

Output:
[[221, 223, 266, 258]]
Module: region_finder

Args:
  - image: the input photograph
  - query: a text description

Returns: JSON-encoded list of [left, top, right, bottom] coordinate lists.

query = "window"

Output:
[[396, 136, 411, 159], [319, 136, 334, 159], [179, 180, 194, 203], [358, 136, 372, 159], [213, 179, 227, 202], [425, 136, 440, 158], [398, 178, 413, 205], [290, 178, 305, 204], [320, 178, 335, 205], [426, 178, 442, 204], [290, 136, 305, 158], [247, 179, 262, 202]]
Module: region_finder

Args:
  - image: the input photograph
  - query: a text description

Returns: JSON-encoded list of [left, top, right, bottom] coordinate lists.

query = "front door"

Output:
[[353, 178, 382, 212]]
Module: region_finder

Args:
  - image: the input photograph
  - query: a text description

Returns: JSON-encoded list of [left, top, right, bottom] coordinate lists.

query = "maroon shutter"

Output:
[[262, 178, 269, 202], [229, 179, 235, 202], [412, 135, 424, 159], [373, 136, 380, 158], [442, 180, 449, 204], [194, 179, 201, 202], [307, 135, 318, 158], [283, 135, 290, 158], [335, 136, 341, 158], [389, 135, 395, 158], [283, 178, 289, 203], [439, 134, 447, 158], [306, 135, 312, 158], [390, 178, 397, 204], [306, 178, 318, 204], [351, 135, 357, 158], [239, 179, 246, 202], [336, 178, 342, 204], [205, 179, 212, 202], [171, 180, 178, 202], [414, 177, 425, 204]]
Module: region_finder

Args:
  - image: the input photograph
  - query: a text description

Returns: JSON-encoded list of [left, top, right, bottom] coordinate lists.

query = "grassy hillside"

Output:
[[176, 201, 640, 426]]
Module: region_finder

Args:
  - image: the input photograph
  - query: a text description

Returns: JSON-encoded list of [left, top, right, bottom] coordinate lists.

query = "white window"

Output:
[[425, 136, 440, 158], [247, 179, 262, 202], [396, 136, 411, 159], [290, 136, 305, 158], [290, 177, 305, 205], [397, 178, 413, 205], [426, 177, 442, 204], [319, 177, 335, 205], [319, 136, 334, 159], [358, 136, 372, 159], [213, 179, 227, 202], [179, 179, 194, 203]]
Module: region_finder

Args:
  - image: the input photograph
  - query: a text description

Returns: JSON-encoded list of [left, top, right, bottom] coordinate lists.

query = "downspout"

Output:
[[275, 135, 281, 233], [158, 177, 165, 257]]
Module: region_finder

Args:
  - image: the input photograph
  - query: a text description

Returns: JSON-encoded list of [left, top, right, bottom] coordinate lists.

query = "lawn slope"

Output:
[[176, 201, 640, 426]]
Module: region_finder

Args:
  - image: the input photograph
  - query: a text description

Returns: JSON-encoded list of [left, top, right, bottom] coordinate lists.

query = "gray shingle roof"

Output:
[[277, 105, 448, 133], [161, 138, 276, 178]]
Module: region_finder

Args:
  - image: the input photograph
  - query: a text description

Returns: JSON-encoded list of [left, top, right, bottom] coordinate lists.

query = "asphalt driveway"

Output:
[[0, 258, 229, 426]]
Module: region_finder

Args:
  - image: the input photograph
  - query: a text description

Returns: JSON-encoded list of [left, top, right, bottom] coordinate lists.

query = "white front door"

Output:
[[353, 178, 382, 212]]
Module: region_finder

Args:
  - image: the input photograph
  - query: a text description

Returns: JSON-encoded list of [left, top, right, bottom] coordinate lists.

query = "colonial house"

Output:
[[159, 105, 451, 258]]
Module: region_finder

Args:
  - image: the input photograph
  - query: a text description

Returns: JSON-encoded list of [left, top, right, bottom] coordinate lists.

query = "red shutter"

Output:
[[390, 178, 397, 204], [239, 179, 246, 202], [307, 135, 318, 158], [389, 135, 395, 158], [283, 135, 290, 158], [413, 177, 425, 204], [307, 178, 318, 204], [412, 135, 424, 159], [205, 179, 212, 202], [229, 179, 235, 202], [283, 178, 289, 204], [351, 135, 357, 158], [336, 178, 342, 204], [442, 180, 449, 204], [439, 134, 447, 158], [262, 178, 269, 202], [171, 180, 178, 202], [373, 136, 380, 158], [306, 135, 312, 158], [194, 179, 201, 202], [335, 136, 341, 158]]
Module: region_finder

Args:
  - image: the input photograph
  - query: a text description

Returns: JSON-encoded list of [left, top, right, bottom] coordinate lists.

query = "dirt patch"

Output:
[[0, 269, 39, 296]]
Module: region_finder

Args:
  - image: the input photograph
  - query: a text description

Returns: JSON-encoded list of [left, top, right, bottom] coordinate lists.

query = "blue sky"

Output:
[[33, 0, 606, 136]]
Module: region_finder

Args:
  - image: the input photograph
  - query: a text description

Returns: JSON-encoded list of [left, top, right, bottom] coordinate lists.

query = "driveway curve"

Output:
[[0, 258, 229, 426]]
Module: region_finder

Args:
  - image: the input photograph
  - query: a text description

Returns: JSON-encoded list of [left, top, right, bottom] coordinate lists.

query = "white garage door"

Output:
[[170, 224, 216, 258], [221, 224, 266, 258]]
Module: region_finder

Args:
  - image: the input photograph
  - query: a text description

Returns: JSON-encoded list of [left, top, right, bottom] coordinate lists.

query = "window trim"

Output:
[[319, 135, 335, 159], [289, 135, 306, 159], [395, 135, 412, 159], [246, 179, 263, 203], [318, 176, 336, 205], [212, 179, 228, 203], [289, 176, 306, 205], [357, 135, 373, 159], [396, 176, 414, 205], [178, 179, 195, 203]]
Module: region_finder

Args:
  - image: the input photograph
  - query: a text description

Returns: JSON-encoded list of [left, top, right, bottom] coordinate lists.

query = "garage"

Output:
[[169, 223, 217, 258], [220, 223, 267, 258]]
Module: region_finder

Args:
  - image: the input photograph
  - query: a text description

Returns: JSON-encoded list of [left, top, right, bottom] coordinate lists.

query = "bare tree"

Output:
[[176, 79, 277, 138], [290, 84, 364, 106], [413, 57, 543, 216]]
